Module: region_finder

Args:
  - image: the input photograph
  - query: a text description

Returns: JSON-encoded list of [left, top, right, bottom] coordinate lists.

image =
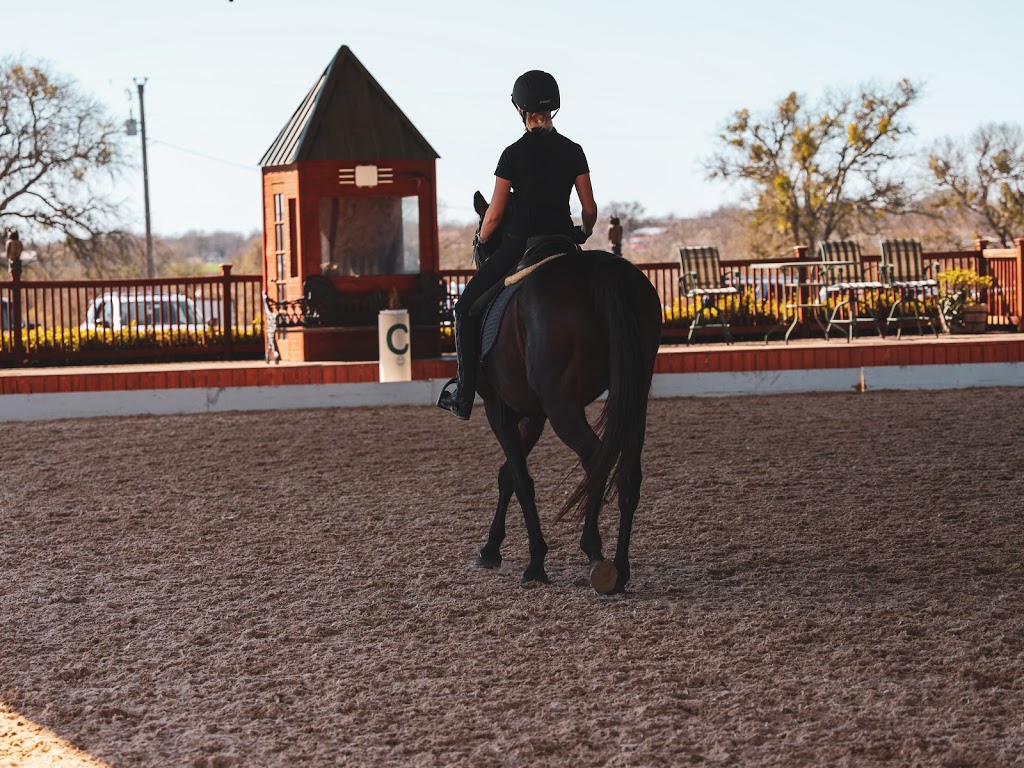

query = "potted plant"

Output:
[[938, 267, 993, 334]]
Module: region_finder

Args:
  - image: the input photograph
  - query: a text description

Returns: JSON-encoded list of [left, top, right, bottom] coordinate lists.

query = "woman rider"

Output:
[[437, 69, 598, 419]]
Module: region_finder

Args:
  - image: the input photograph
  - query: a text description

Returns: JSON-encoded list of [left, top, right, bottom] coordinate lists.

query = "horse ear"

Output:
[[473, 191, 489, 217]]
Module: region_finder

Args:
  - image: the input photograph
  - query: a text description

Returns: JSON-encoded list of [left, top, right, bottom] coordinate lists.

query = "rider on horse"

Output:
[[436, 70, 599, 420]]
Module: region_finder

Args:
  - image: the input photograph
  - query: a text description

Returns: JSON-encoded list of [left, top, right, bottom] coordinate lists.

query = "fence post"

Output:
[[974, 239, 990, 318], [794, 245, 810, 330], [1015, 239, 1024, 331], [975, 238, 989, 277], [10, 257, 23, 362], [221, 263, 234, 359]]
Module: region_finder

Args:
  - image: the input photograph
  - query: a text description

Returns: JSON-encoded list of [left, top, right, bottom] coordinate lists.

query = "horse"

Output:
[[464, 192, 663, 594]]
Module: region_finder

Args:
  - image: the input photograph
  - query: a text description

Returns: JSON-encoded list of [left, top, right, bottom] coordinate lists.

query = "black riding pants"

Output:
[[454, 235, 527, 318]]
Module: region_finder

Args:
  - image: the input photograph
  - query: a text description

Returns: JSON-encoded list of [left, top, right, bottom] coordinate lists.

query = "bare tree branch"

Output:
[[0, 57, 127, 248], [927, 123, 1024, 246]]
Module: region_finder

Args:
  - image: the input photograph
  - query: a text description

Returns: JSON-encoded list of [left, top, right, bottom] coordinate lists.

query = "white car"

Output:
[[80, 293, 202, 332]]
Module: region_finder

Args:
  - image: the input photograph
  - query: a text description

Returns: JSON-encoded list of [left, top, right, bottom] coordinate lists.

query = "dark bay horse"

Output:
[[467, 192, 663, 594]]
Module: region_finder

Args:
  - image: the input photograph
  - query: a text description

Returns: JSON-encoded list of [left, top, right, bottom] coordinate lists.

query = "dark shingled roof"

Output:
[[260, 46, 438, 167]]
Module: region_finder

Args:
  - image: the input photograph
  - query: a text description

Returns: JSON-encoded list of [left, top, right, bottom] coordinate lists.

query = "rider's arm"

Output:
[[575, 173, 598, 236], [480, 177, 512, 243]]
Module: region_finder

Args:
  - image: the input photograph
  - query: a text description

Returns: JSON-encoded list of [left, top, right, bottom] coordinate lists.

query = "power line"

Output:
[[149, 138, 257, 171]]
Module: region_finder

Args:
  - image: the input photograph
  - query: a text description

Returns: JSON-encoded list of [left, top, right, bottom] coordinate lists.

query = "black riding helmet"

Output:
[[511, 70, 560, 113]]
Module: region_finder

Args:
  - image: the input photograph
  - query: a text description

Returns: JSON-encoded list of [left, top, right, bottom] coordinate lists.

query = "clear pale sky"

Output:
[[5, 0, 1022, 236]]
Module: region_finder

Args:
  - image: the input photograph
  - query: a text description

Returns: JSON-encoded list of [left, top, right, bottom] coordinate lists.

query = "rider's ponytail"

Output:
[[524, 111, 553, 133]]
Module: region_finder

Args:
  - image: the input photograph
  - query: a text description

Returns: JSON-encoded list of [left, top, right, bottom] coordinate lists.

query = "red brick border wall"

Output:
[[2, 337, 1022, 397]]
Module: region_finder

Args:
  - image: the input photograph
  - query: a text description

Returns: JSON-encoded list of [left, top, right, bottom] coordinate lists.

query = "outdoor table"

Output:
[[750, 259, 857, 343]]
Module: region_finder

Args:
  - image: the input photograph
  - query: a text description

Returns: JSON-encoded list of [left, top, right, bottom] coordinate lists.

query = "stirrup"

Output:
[[436, 376, 459, 410], [436, 376, 472, 420]]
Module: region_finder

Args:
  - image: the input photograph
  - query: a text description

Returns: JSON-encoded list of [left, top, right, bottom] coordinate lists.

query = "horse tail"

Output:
[[557, 258, 661, 521]]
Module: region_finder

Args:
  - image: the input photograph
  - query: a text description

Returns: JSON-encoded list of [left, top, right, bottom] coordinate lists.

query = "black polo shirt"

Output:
[[494, 128, 589, 238]]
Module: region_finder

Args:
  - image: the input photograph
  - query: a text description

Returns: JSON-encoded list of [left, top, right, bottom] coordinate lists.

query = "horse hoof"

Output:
[[589, 560, 619, 594], [474, 554, 501, 570]]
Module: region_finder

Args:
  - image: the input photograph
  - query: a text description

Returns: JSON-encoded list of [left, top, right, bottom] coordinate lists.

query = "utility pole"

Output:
[[135, 78, 154, 278]]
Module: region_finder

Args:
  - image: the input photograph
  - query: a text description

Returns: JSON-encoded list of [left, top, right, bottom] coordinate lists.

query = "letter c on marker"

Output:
[[387, 323, 409, 355]]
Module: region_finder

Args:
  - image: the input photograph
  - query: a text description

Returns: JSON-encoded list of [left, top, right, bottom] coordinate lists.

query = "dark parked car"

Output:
[[1, 296, 39, 333]]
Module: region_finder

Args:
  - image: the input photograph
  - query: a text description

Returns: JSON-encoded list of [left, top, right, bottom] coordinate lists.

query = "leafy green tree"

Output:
[[928, 123, 1024, 247], [707, 79, 920, 254], [0, 58, 126, 241]]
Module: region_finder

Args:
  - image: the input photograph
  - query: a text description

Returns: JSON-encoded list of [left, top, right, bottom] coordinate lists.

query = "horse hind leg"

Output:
[[611, 455, 642, 593], [546, 407, 617, 594]]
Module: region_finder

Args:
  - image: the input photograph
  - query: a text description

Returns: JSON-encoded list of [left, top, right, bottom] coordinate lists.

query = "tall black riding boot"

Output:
[[436, 314, 479, 420]]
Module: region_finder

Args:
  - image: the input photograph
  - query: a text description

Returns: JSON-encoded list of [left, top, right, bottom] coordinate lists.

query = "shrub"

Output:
[[938, 268, 993, 328]]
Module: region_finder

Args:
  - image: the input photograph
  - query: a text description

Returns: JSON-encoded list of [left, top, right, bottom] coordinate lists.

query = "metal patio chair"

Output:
[[818, 240, 883, 341], [678, 245, 739, 344], [879, 238, 940, 338]]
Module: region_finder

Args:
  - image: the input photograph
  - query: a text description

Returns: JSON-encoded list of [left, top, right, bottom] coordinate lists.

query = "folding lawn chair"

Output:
[[879, 238, 940, 338], [818, 240, 883, 341], [678, 245, 739, 344]]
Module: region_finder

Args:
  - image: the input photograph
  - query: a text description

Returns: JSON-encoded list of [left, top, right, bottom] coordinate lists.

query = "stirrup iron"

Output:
[[436, 376, 459, 409]]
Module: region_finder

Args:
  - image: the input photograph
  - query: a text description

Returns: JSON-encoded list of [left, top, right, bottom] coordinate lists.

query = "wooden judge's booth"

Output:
[[259, 45, 443, 362]]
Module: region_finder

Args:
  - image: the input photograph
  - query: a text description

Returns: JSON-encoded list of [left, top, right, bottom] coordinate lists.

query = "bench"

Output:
[[262, 274, 446, 363]]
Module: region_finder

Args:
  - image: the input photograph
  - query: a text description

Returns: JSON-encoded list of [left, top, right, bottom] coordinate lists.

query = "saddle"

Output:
[[518, 234, 579, 270], [476, 235, 580, 360], [469, 235, 578, 318]]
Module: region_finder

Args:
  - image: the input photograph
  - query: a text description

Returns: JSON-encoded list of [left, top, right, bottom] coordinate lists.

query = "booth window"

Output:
[[288, 198, 298, 277], [273, 192, 286, 300], [319, 196, 420, 276]]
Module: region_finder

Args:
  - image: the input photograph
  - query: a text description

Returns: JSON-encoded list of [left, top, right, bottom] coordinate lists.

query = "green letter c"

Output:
[[386, 323, 409, 355]]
